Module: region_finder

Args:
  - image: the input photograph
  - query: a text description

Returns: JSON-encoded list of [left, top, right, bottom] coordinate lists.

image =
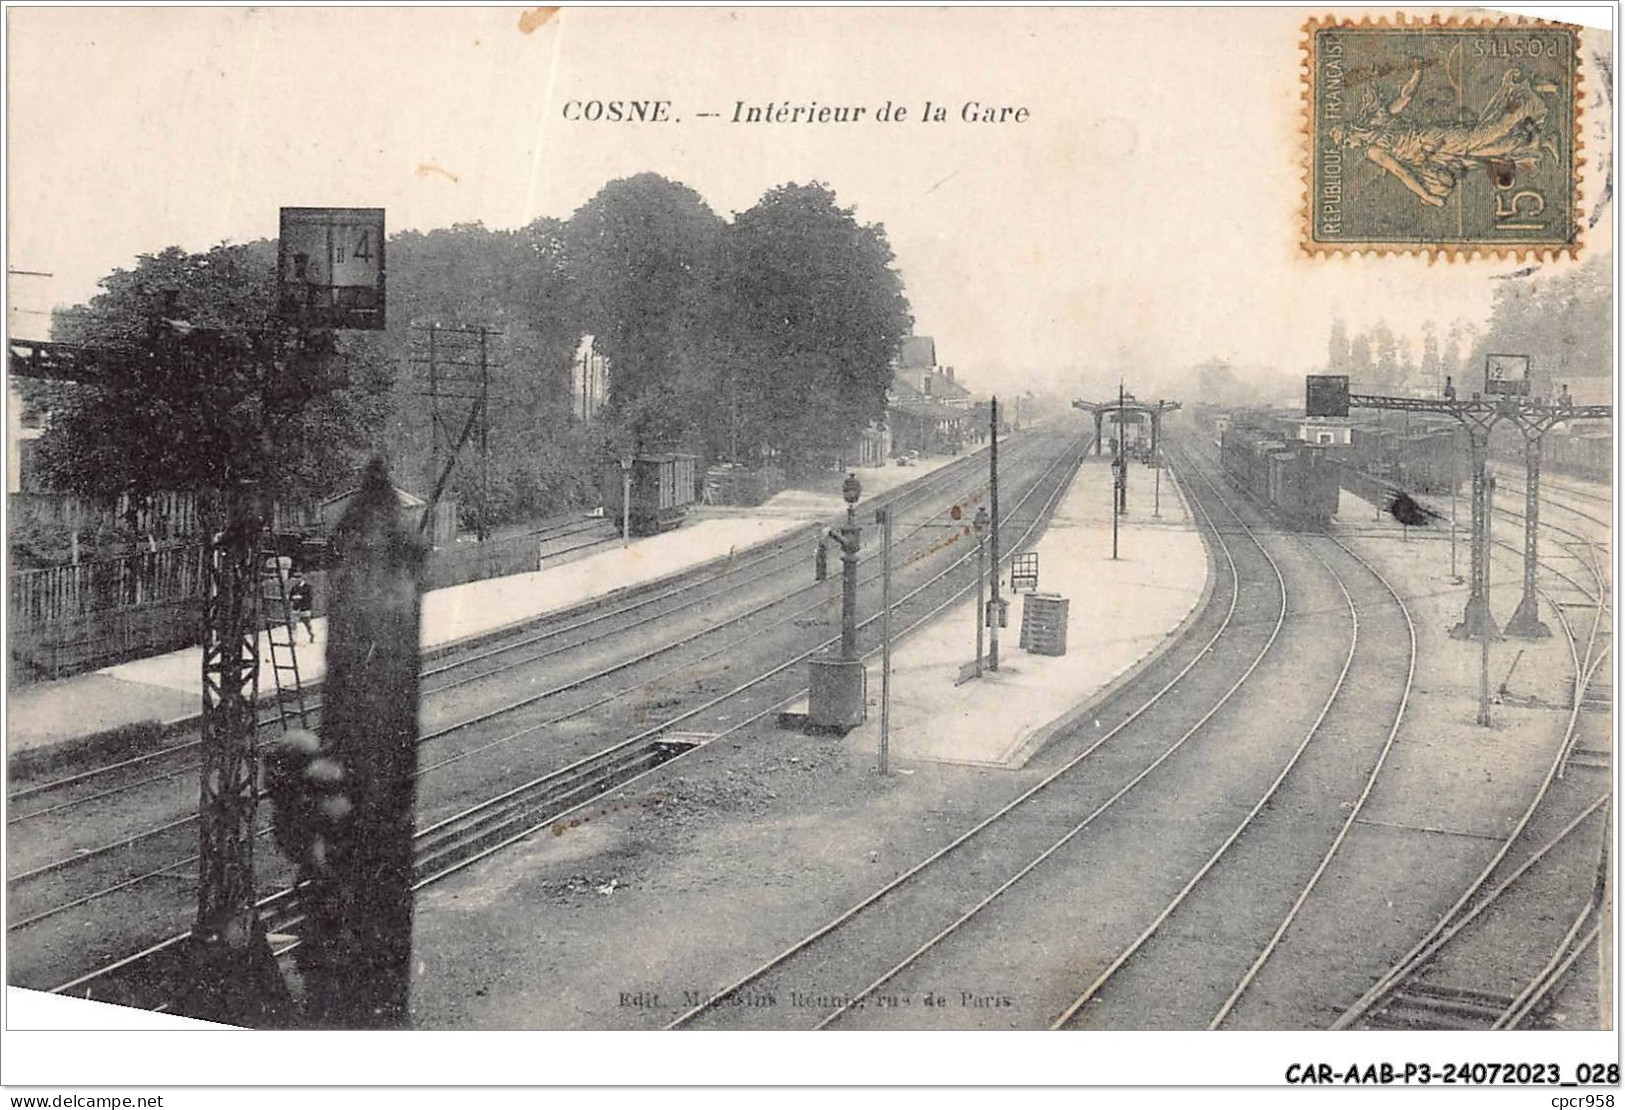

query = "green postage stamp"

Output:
[[1305, 18, 1581, 255]]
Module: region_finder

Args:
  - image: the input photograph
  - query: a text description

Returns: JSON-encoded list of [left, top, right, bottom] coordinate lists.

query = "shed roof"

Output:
[[319, 484, 426, 510]]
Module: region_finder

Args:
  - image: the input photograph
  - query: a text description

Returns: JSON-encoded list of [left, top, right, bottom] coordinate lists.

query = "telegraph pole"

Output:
[[875, 505, 892, 775], [410, 322, 499, 542], [1450, 412, 1502, 641], [191, 477, 286, 1024], [974, 505, 988, 677], [988, 397, 1001, 672], [1073, 397, 1180, 515], [1117, 382, 1129, 516]]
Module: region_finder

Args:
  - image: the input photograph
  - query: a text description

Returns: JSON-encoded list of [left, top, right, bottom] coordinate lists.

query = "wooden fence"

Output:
[[11, 545, 209, 631], [11, 490, 320, 540], [9, 525, 544, 682], [10, 490, 202, 538]]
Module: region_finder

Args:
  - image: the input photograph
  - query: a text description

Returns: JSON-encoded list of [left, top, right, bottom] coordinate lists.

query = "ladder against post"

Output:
[[259, 547, 309, 731]]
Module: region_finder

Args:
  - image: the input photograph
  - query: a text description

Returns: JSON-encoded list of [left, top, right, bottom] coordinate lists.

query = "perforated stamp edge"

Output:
[[1299, 12, 1586, 261]]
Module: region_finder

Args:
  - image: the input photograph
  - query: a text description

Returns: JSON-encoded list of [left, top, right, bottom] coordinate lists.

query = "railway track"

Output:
[[12, 437, 1052, 982], [1331, 474, 1612, 1032], [1045, 459, 1419, 1030], [670, 429, 1606, 1032], [32, 426, 1093, 1016], [668, 439, 1326, 1030], [9, 439, 1031, 819]]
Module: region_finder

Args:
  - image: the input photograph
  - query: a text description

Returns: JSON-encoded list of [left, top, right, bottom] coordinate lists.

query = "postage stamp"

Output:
[[1304, 18, 1581, 256]]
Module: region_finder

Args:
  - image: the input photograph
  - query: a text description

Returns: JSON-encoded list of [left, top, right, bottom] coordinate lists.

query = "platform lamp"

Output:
[[807, 473, 867, 733], [619, 455, 633, 544], [840, 472, 862, 659]]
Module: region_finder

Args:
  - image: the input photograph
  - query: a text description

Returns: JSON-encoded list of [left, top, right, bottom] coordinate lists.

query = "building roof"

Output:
[[319, 484, 427, 510], [897, 336, 937, 371], [889, 382, 966, 423], [928, 373, 971, 401]]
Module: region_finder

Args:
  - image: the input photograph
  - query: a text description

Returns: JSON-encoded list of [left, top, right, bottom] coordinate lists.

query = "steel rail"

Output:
[[46, 429, 1092, 1003], [10, 438, 1026, 813], [669, 443, 1282, 1029], [1329, 505, 1609, 1029], [1047, 451, 1368, 1029]]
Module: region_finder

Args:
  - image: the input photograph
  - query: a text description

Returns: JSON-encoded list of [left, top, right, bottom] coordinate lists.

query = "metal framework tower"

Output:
[[1501, 404, 1579, 638], [1343, 391, 1608, 639], [8, 333, 295, 1022]]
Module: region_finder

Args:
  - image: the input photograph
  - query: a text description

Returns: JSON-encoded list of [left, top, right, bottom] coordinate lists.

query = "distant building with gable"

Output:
[[884, 336, 974, 457]]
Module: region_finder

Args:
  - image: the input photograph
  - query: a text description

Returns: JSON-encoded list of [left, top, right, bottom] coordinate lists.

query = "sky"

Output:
[[6, 6, 1615, 401]]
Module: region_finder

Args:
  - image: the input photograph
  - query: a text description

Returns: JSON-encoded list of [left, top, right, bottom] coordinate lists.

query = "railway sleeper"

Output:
[[411, 739, 698, 878], [1566, 748, 1612, 771], [1371, 982, 1514, 1030]]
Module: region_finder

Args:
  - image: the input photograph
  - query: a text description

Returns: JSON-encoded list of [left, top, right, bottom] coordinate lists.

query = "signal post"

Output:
[[1307, 359, 1610, 726]]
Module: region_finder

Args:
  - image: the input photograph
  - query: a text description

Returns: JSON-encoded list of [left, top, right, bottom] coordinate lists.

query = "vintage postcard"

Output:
[[2, 4, 1616, 1097]]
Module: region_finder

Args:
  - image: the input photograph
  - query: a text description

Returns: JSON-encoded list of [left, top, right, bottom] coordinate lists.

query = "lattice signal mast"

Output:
[[1307, 362, 1609, 726]]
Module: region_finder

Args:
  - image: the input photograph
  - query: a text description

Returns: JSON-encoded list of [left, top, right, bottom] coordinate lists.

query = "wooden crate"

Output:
[[1019, 592, 1069, 656]]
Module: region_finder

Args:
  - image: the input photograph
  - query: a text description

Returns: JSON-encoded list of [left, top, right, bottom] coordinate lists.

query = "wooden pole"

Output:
[[988, 397, 1001, 672], [877, 506, 892, 775]]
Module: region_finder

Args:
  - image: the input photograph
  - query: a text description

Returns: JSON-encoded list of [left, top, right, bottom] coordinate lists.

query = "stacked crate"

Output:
[[1019, 593, 1070, 656]]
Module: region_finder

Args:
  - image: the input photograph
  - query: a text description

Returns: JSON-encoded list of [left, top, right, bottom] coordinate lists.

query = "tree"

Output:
[[378, 220, 581, 526], [1349, 330, 1373, 383], [712, 182, 912, 469], [35, 242, 391, 515], [1419, 322, 1441, 392], [1369, 322, 1398, 388], [563, 174, 723, 451], [1326, 318, 1351, 374]]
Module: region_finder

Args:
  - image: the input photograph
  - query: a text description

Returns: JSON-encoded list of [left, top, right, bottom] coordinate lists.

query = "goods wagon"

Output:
[[1345, 419, 1462, 496], [1221, 429, 1340, 528], [603, 453, 698, 537]]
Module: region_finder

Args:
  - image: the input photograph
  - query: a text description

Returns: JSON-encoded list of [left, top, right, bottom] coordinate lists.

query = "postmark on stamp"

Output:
[[1304, 18, 1581, 256]]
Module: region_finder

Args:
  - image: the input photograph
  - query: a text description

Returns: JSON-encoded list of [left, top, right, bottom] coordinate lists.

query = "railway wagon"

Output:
[[1540, 426, 1611, 483], [1345, 422, 1463, 496], [1221, 429, 1340, 528], [603, 453, 698, 537]]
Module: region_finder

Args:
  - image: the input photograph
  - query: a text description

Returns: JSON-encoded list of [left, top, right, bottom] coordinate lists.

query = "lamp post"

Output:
[[619, 455, 633, 545], [973, 505, 989, 678], [840, 472, 862, 660]]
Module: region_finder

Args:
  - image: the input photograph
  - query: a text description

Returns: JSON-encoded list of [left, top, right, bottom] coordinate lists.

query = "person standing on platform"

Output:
[[288, 570, 316, 643]]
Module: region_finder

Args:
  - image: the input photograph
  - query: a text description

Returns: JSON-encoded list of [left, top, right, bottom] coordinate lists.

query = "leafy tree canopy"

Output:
[[35, 241, 391, 509], [563, 173, 723, 449], [713, 182, 912, 467]]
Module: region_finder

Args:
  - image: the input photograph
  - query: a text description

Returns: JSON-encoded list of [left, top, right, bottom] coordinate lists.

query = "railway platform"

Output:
[[5, 458, 964, 772], [803, 453, 1208, 766]]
